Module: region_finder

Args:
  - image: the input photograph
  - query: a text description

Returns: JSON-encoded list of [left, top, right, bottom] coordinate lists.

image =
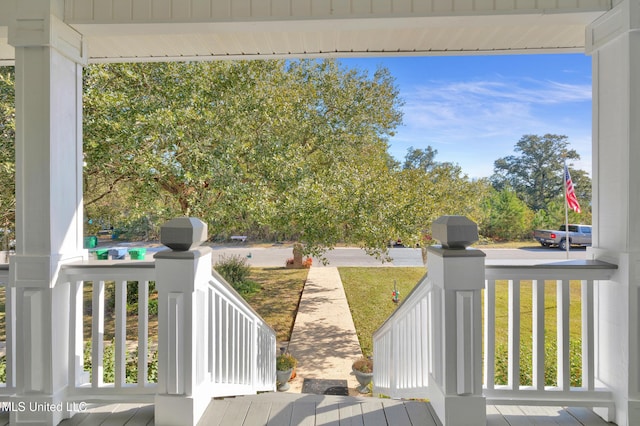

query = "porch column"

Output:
[[426, 216, 486, 425], [7, 3, 86, 424], [587, 1, 640, 424], [154, 218, 212, 426]]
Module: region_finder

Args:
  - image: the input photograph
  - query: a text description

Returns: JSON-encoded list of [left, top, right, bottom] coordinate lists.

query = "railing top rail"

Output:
[[60, 260, 157, 282], [485, 259, 617, 280], [62, 260, 156, 270]]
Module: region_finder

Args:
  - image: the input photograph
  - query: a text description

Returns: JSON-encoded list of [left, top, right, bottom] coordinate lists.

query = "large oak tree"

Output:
[[83, 59, 406, 256]]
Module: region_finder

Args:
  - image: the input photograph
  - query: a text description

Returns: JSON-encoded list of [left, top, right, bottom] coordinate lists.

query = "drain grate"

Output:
[[301, 379, 349, 396]]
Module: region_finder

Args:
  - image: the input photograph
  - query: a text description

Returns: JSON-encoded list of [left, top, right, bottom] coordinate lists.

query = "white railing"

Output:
[[373, 256, 618, 422], [484, 259, 616, 410], [53, 257, 276, 404], [61, 261, 159, 401], [208, 270, 276, 397], [373, 272, 432, 399], [0, 264, 14, 395]]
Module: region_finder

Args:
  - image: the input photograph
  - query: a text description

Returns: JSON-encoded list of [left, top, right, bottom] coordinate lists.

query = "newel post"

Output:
[[154, 218, 212, 426], [426, 216, 486, 425]]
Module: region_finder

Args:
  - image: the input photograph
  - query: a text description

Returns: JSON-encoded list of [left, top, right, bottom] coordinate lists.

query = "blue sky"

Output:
[[340, 54, 593, 179]]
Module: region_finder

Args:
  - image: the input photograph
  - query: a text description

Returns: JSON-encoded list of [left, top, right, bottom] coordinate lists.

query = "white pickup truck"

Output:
[[533, 224, 592, 251]]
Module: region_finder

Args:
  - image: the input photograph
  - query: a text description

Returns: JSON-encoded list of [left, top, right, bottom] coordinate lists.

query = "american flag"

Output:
[[564, 164, 581, 213]]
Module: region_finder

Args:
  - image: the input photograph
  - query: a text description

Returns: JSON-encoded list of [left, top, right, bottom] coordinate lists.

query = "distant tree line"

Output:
[[0, 61, 590, 256]]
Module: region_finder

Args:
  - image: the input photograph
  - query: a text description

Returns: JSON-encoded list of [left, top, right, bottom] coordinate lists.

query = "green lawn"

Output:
[[244, 267, 308, 343], [340, 267, 585, 387], [339, 267, 426, 357]]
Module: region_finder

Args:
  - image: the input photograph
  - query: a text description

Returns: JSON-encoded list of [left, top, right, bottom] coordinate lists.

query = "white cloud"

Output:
[[390, 76, 592, 178]]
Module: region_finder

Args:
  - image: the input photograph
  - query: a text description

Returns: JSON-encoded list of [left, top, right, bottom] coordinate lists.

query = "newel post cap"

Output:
[[432, 216, 478, 249], [160, 217, 208, 251]]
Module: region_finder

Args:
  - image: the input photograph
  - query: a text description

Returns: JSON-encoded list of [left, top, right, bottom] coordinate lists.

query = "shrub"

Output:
[[353, 357, 373, 373], [276, 352, 297, 371], [215, 254, 260, 295], [83, 340, 158, 384]]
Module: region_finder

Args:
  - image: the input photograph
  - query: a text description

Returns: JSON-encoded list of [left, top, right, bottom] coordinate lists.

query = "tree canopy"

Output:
[[490, 134, 589, 212], [83, 59, 408, 256]]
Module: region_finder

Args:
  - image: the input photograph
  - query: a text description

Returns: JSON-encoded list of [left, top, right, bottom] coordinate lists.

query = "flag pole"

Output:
[[563, 156, 570, 259]]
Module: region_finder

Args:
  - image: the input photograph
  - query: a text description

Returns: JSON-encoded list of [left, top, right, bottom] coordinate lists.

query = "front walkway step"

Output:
[[285, 267, 363, 394]]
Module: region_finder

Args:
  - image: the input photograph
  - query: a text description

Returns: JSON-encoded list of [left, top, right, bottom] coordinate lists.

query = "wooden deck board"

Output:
[[100, 404, 144, 426], [487, 405, 512, 426], [243, 402, 273, 426], [565, 407, 614, 425], [290, 401, 316, 426], [53, 396, 615, 425], [266, 401, 293, 426], [339, 403, 364, 426], [405, 400, 439, 426], [198, 400, 228, 426], [218, 400, 252, 426], [494, 405, 536, 426], [122, 404, 154, 426], [316, 401, 340, 426], [381, 400, 411, 426], [360, 402, 387, 426]]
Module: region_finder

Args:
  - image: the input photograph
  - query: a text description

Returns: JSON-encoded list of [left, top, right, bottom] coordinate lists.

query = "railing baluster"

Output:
[[233, 309, 238, 383], [92, 280, 105, 387], [115, 280, 127, 387], [216, 294, 222, 383], [208, 288, 214, 380], [413, 305, 420, 388], [432, 286, 442, 385], [420, 298, 428, 387], [484, 279, 495, 390], [582, 279, 595, 390], [69, 280, 84, 387], [557, 279, 571, 390], [508, 279, 520, 390], [428, 290, 434, 380], [138, 280, 149, 386], [532, 279, 545, 390], [398, 317, 409, 389], [224, 298, 228, 383]]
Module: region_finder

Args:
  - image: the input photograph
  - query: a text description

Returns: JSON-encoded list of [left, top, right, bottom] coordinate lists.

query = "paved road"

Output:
[[205, 244, 588, 268]]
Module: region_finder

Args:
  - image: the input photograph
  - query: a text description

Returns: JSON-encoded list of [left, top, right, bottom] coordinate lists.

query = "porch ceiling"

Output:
[[0, 10, 609, 64]]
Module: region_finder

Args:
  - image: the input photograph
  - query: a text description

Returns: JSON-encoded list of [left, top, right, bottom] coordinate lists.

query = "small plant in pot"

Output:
[[276, 352, 297, 391], [352, 356, 373, 393]]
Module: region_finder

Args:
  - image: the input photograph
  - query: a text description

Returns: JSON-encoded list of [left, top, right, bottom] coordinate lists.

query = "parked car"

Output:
[[533, 224, 592, 250]]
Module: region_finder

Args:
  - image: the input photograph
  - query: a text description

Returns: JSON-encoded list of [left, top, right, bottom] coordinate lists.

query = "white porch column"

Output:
[[425, 216, 486, 426], [154, 218, 212, 426], [7, 2, 86, 424], [587, 1, 640, 424]]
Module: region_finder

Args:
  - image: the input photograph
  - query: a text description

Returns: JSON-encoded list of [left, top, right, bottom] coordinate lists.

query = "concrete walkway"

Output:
[[285, 267, 364, 394]]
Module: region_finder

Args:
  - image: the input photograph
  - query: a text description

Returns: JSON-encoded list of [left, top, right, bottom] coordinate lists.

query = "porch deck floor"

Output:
[[0, 398, 609, 425]]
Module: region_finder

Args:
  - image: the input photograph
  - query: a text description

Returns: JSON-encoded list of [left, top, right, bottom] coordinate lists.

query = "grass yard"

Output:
[[339, 267, 427, 357], [340, 267, 585, 387], [242, 267, 308, 343]]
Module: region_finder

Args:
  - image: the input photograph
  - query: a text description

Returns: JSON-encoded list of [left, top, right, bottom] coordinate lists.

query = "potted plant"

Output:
[[276, 352, 297, 391], [352, 356, 373, 393]]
